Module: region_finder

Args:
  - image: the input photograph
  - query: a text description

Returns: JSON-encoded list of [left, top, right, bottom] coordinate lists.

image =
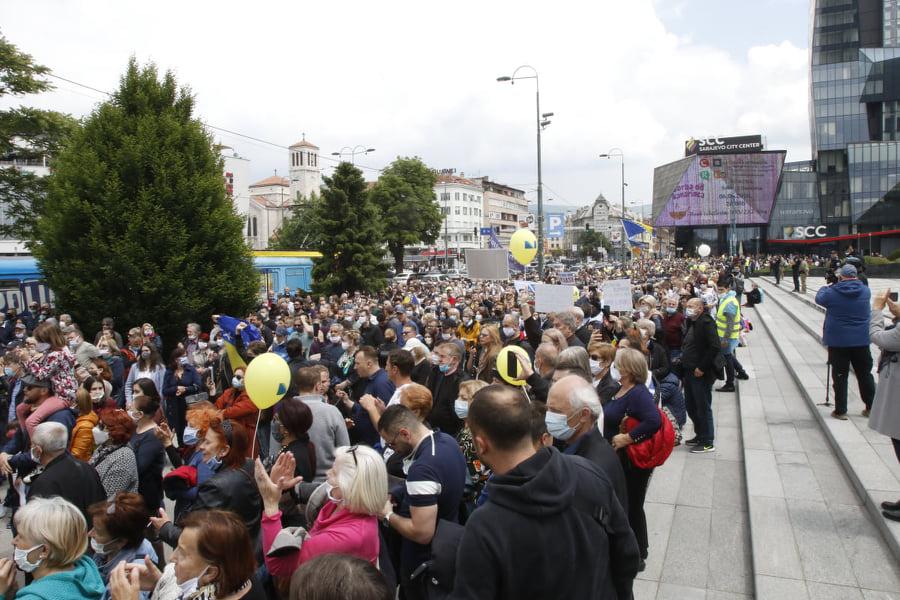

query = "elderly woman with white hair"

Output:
[[254, 444, 389, 578], [0, 496, 106, 599]]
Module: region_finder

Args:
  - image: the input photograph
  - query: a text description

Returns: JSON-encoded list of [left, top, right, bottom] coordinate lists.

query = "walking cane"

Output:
[[818, 360, 832, 406]]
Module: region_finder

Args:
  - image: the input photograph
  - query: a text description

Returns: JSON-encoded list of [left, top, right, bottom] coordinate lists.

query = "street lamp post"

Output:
[[498, 66, 552, 277], [599, 149, 626, 264], [330, 145, 375, 164]]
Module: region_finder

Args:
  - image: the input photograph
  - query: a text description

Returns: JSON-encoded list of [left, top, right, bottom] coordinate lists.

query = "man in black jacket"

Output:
[[428, 342, 469, 436], [451, 385, 639, 600], [547, 376, 628, 514], [681, 297, 721, 453], [26, 422, 106, 527]]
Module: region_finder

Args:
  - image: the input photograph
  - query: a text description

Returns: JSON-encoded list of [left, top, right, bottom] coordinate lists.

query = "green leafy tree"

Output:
[[0, 36, 79, 243], [269, 193, 321, 249], [368, 157, 440, 272], [309, 162, 385, 294], [34, 58, 257, 343], [576, 229, 611, 258]]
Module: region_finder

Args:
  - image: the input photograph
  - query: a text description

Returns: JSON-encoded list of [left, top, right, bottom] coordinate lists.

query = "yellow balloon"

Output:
[[509, 229, 538, 266], [572, 286, 580, 301], [496, 345, 531, 387], [244, 353, 291, 409], [699, 263, 707, 272]]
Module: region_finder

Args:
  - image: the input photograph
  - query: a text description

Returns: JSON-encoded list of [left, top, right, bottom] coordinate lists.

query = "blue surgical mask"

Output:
[[206, 455, 223, 471], [545, 411, 576, 441], [438, 363, 451, 374], [454, 399, 469, 419], [666, 307, 676, 315], [232, 376, 243, 389], [183, 426, 199, 446], [3, 367, 13, 378]]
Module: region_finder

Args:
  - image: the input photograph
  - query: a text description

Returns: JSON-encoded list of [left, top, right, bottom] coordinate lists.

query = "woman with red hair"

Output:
[[89, 409, 138, 497], [152, 417, 263, 550]]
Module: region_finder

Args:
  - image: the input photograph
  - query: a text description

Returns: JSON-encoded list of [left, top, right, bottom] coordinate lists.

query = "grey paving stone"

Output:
[[633, 578, 659, 600], [715, 400, 740, 429], [738, 394, 764, 419], [829, 503, 900, 593], [656, 582, 707, 600], [712, 459, 746, 510], [646, 449, 687, 505], [861, 590, 900, 600], [807, 446, 865, 507], [747, 495, 803, 579], [775, 450, 809, 465], [840, 442, 900, 494], [788, 499, 858, 587], [768, 422, 805, 453], [641, 501, 675, 582], [745, 448, 784, 498], [707, 507, 752, 595], [755, 575, 809, 600], [713, 426, 742, 461], [779, 462, 825, 502], [705, 592, 751, 600], [741, 418, 772, 451], [677, 457, 716, 509], [807, 581, 865, 599], [659, 505, 711, 589]]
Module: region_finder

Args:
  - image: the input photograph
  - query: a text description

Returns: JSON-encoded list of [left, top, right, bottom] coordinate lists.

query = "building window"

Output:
[[299, 152, 304, 167], [455, 207, 460, 215], [252, 217, 258, 237], [455, 192, 460, 200]]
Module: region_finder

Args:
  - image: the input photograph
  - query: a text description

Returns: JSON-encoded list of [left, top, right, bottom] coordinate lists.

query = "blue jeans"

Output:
[[684, 372, 714, 444]]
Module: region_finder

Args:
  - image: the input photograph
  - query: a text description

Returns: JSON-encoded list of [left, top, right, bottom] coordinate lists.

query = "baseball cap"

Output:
[[839, 263, 857, 278], [20, 374, 50, 388]]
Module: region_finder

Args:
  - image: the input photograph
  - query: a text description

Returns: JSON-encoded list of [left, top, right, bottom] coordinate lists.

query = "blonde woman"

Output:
[[0, 496, 105, 598], [256, 445, 388, 576], [473, 325, 502, 382]]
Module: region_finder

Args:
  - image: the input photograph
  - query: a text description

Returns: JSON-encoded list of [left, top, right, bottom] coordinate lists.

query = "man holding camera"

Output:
[[816, 264, 876, 419]]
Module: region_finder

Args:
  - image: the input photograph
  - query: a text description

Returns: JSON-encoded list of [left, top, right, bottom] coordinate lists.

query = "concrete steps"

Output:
[[749, 276, 900, 572]]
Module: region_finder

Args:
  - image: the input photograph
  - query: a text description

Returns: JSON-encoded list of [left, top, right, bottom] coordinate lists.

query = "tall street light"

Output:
[[331, 145, 376, 164], [498, 65, 552, 277], [599, 148, 627, 264]]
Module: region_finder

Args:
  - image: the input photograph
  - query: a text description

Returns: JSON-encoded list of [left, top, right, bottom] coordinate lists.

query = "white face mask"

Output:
[[589, 359, 602, 376], [179, 565, 210, 597], [685, 308, 697, 318], [341, 341, 350, 350], [325, 482, 343, 504], [610, 362, 622, 383], [90, 537, 115, 556], [90, 390, 105, 401], [14, 544, 43, 573], [93, 426, 109, 445]]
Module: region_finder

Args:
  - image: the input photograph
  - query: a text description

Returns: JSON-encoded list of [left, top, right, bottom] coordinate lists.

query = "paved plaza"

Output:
[[634, 276, 900, 600]]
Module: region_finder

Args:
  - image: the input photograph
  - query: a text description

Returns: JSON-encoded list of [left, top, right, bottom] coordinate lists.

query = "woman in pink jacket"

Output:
[[254, 444, 388, 577]]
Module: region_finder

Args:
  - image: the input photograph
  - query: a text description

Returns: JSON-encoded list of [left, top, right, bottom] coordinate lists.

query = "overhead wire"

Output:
[[45, 72, 385, 173]]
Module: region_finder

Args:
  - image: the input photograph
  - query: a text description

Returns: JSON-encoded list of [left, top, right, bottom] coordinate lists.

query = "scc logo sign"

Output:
[[787, 225, 827, 239]]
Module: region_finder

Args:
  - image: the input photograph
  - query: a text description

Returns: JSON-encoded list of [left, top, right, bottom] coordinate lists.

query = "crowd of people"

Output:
[[0, 247, 894, 599]]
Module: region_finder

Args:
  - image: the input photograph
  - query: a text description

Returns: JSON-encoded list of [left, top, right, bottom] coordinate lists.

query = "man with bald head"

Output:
[[547, 375, 627, 513], [681, 297, 721, 453], [450, 384, 639, 600]]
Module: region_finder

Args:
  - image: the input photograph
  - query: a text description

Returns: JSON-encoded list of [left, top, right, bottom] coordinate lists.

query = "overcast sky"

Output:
[[1, 0, 810, 214]]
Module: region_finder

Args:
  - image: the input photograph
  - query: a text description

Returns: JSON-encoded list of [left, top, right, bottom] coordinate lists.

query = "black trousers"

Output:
[[620, 455, 654, 560], [725, 349, 746, 384], [828, 346, 876, 415], [792, 272, 800, 291]]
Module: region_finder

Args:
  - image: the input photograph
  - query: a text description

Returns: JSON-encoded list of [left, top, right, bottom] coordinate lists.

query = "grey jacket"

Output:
[[868, 309, 900, 440]]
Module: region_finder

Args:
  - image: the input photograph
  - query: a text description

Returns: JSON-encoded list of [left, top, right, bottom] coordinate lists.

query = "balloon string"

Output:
[[250, 409, 263, 458]]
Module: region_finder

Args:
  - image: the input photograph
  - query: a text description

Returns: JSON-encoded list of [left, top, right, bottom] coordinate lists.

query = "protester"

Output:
[[0, 497, 105, 599], [868, 289, 900, 522], [124, 345, 165, 408], [681, 297, 720, 453], [71, 386, 99, 461], [90, 409, 139, 498], [816, 264, 876, 419], [287, 553, 392, 600], [714, 277, 749, 392], [214, 366, 260, 457], [129, 379, 166, 518], [450, 384, 639, 599]]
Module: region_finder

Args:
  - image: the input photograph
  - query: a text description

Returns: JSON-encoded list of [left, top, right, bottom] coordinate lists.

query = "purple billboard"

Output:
[[653, 151, 786, 227]]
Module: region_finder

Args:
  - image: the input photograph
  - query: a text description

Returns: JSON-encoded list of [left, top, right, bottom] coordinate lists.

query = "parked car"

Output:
[[393, 272, 412, 283]]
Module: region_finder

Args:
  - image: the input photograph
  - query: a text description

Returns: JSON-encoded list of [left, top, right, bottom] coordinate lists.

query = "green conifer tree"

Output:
[[309, 162, 385, 294], [34, 59, 257, 342]]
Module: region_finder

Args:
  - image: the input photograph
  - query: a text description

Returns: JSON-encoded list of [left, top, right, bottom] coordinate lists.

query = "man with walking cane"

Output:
[[815, 264, 876, 420]]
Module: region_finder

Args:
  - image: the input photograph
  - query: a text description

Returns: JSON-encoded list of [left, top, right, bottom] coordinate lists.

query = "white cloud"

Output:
[[0, 0, 811, 212]]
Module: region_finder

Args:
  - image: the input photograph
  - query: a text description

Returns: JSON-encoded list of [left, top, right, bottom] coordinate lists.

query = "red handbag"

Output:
[[621, 407, 676, 469]]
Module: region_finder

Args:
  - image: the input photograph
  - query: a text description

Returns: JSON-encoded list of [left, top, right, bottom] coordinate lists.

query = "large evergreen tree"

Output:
[[368, 157, 441, 272], [0, 36, 78, 243], [34, 59, 257, 343], [309, 162, 385, 294]]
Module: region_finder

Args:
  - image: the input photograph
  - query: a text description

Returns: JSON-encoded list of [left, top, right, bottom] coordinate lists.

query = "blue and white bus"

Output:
[[0, 250, 320, 311]]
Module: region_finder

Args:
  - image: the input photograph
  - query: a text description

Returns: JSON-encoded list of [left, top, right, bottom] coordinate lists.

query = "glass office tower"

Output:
[[810, 0, 900, 253]]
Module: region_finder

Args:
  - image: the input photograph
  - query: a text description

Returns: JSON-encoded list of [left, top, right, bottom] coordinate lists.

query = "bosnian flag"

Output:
[[217, 315, 262, 369]]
